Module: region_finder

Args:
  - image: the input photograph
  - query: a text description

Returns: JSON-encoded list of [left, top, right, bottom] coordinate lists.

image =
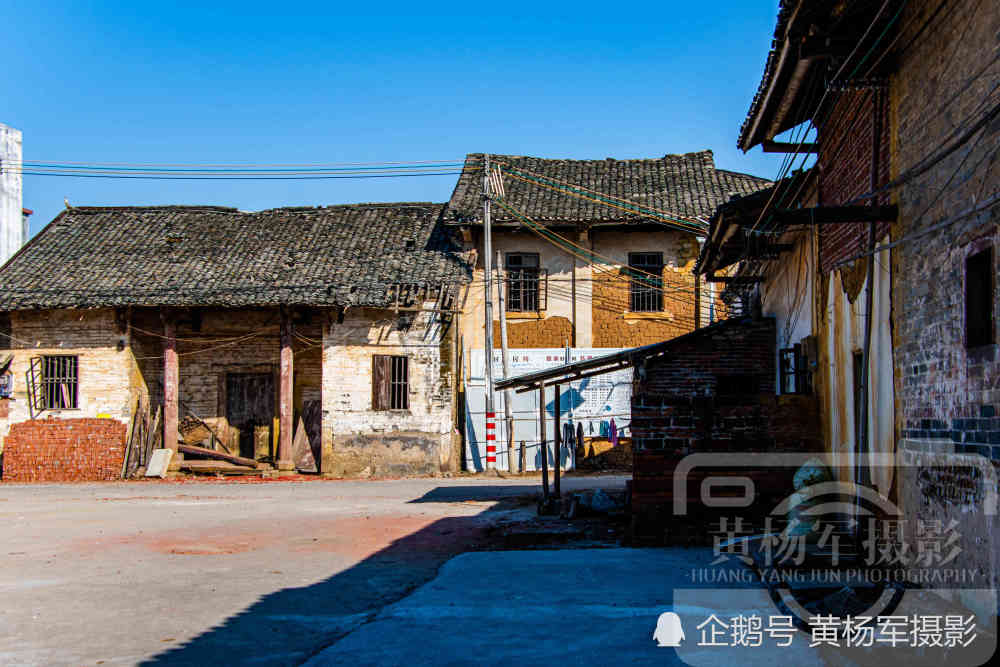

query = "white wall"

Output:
[[761, 229, 816, 392]]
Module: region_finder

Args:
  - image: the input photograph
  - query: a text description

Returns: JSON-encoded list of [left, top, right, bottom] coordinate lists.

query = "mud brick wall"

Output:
[[891, 0, 1000, 457], [816, 88, 892, 273], [1, 418, 127, 481], [591, 265, 695, 347], [492, 316, 572, 349]]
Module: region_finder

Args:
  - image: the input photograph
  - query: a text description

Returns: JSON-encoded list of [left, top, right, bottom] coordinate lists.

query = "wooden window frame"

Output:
[[505, 253, 546, 313], [779, 344, 812, 395], [28, 354, 79, 411], [628, 252, 664, 313], [373, 354, 409, 411]]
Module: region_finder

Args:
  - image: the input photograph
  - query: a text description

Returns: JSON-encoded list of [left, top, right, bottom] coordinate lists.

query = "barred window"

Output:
[[373, 354, 409, 410], [505, 253, 542, 312], [628, 252, 664, 312], [41, 355, 79, 409], [779, 345, 812, 395]]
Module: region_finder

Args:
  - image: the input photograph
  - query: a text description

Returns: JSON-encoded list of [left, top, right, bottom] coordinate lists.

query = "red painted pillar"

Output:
[[162, 311, 179, 456], [277, 307, 294, 471]]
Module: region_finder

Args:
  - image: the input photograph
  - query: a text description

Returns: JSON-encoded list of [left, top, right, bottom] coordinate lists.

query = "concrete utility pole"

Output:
[[496, 250, 516, 472], [483, 154, 497, 470]]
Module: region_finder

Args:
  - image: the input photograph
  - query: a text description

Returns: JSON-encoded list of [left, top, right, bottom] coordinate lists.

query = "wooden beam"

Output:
[[762, 140, 818, 154], [773, 205, 898, 225], [177, 443, 258, 468], [277, 307, 294, 471], [161, 310, 179, 454]]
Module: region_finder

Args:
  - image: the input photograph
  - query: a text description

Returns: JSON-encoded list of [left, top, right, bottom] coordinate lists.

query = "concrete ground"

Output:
[[0, 474, 626, 666]]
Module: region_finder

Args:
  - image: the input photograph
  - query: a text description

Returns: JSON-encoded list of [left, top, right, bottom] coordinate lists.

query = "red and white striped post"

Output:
[[485, 411, 497, 466]]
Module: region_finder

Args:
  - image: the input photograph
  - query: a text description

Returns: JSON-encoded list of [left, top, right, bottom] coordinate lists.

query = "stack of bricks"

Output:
[[1, 418, 127, 482]]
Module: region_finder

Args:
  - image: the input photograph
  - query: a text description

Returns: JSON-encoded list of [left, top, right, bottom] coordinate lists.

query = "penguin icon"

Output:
[[653, 611, 685, 647]]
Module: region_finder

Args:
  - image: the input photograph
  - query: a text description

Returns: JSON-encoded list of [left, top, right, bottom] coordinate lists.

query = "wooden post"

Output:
[[277, 307, 294, 471], [538, 384, 549, 502], [496, 250, 516, 473], [553, 382, 561, 498], [162, 310, 180, 458]]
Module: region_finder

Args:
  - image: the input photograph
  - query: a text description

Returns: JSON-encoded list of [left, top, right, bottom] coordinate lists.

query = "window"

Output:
[[373, 354, 409, 410], [779, 344, 812, 395], [966, 247, 994, 348], [628, 252, 664, 312], [505, 253, 544, 312], [31, 355, 79, 409]]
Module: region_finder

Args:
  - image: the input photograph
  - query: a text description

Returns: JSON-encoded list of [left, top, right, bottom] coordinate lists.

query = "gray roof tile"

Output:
[[0, 203, 471, 310]]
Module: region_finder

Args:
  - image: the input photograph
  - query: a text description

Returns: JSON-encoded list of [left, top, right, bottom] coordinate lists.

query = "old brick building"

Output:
[[446, 152, 770, 353], [696, 0, 1000, 612], [0, 203, 471, 481]]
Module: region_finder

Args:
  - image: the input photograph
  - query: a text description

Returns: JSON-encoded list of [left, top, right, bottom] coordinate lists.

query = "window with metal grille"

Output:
[[628, 252, 664, 312], [30, 355, 79, 410], [966, 247, 994, 348], [505, 253, 544, 312], [779, 344, 812, 395], [372, 354, 409, 410]]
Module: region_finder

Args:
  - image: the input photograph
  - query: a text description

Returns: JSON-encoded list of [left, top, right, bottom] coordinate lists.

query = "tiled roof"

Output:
[[444, 152, 771, 229], [0, 203, 471, 310]]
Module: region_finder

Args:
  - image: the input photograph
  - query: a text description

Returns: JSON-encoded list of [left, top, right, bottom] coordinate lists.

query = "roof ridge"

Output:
[[466, 150, 718, 164]]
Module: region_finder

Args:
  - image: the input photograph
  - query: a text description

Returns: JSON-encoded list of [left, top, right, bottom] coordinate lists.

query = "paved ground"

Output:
[[0, 474, 626, 666]]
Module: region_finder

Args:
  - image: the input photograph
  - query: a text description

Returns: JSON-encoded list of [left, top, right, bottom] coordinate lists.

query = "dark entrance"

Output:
[[226, 372, 275, 460]]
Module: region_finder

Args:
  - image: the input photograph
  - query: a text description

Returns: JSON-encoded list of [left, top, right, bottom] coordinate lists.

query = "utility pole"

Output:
[[497, 250, 516, 473], [483, 154, 496, 470]]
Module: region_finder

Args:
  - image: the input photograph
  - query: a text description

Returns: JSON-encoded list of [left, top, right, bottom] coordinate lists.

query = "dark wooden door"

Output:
[[226, 372, 275, 459]]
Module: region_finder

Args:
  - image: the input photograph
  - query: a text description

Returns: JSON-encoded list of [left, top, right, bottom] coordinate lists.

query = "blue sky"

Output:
[[4, 1, 788, 236]]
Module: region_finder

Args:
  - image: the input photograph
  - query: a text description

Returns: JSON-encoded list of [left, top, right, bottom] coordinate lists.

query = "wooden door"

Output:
[[226, 372, 276, 460]]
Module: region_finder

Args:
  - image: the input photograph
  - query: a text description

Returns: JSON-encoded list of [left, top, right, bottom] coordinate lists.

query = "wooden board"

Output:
[[177, 443, 258, 468]]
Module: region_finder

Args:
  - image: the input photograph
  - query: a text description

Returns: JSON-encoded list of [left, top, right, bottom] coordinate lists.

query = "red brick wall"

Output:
[[1, 418, 127, 482], [817, 88, 891, 273], [629, 318, 822, 521]]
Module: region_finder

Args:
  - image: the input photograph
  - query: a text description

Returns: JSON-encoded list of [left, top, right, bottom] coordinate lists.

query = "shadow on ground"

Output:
[[141, 497, 503, 666], [407, 484, 542, 503]]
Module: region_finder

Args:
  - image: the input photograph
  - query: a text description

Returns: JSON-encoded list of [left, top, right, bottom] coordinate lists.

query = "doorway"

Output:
[[225, 372, 275, 460]]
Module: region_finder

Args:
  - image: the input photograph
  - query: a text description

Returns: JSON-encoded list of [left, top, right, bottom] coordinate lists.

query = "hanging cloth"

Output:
[[609, 417, 618, 447]]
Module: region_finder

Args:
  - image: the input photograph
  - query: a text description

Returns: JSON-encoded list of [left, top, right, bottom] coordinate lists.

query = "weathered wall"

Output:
[[590, 230, 700, 347], [817, 88, 892, 272], [817, 248, 895, 495], [1, 418, 127, 482], [459, 227, 701, 357], [629, 317, 822, 523], [322, 305, 456, 477], [0, 309, 133, 460], [760, 227, 817, 390], [892, 0, 1000, 454], [888, 0, 1000, 586]]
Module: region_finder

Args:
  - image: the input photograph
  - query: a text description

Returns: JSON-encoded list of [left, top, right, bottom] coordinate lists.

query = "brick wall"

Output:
[[2, 417, 127, 481], [817, 88, 892, 273], [891, 0, 1000, 456], [629, 317, 822, 520], [492, 316, 572, 348], [0, 309, 133, 457], [592, 265, 695, 347]]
